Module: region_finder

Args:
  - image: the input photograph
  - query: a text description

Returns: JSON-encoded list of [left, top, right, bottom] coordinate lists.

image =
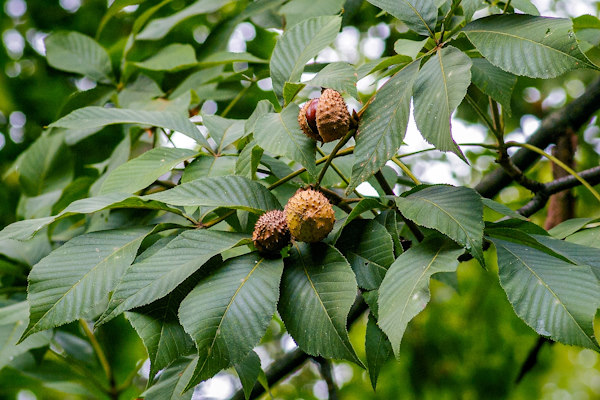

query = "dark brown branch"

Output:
[[518, 165, 600, 217], [374, 171, 425, 242], [313, 357, 339, 400], [475, 78, 600, 199]]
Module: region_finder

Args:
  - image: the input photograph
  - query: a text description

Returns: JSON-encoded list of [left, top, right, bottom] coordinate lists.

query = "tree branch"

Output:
[[475, 77, 600, 198], [518, 165, 600, 217]]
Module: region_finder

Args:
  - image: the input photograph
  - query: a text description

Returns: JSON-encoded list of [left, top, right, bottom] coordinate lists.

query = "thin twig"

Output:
[[313, 357, 338, 400], [506, 141, 600, 204], [79, 320, 118, 399], [374, 171, 425, 242], [391, 156, 421, 185], [315, 129, 356, 188], [518, 165, 600, 217]]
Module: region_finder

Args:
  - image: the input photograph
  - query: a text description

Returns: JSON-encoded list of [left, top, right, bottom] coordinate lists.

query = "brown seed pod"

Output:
[[298, 89, 350, 143], [284, 188, 335, 243], [252, 210, 291, 255]]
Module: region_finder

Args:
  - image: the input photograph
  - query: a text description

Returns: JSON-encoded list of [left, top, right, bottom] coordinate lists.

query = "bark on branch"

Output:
[[476, 78, 600, 199]]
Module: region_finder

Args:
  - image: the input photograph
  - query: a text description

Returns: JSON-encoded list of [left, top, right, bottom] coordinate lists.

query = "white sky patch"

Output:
[[356, 75, 375, 94], [542, 88, 567, 109], [280, 332, 298, 352], [316, 46, 340, 63], [360, 37, 385, 59], [520, 114, 541, 137], [168, 132, 198, 150], [257, 77, 273, 91], [194, 373, 236, 400], [5, 0, 26, 18], [356, 181, 380, 196], [26, 29, 47, 56], [3, 29, 25, 59]]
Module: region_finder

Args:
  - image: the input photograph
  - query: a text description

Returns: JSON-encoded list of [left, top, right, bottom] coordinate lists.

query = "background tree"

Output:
[[1, 0, 600, 399]]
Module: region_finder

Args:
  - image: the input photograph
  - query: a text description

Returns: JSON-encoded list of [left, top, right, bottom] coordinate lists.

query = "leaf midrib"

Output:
[[196, 258, 264, 375], [28, 235, 142, 335], [295, 243, 354, 357], [465, 29, 585, 65], [408, 194, 481, 253]]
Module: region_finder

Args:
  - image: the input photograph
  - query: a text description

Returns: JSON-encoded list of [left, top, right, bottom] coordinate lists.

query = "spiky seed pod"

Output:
[[252, 210, 291, 255], [298, 89, 350, 143], [284, 188, 335, 243]]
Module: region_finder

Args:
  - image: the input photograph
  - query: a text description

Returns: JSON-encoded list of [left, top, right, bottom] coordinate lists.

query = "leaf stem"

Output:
[[391, 156, 421, 185], [221, 83, 252, 118], [316, 147, 350, 186], [79, 319, 113, 384], [315, 129, 356, 188], [505, 141, 600, 204], [503, 0, 512, 13], [465, 94, 501, 140]]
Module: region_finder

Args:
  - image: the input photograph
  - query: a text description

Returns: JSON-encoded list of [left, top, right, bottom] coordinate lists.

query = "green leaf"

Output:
[[50, 106, 208, 147], [378, 238, 463, 356], [21, 227, 152, 340], [181, 155, 236, 182], [481, 198, 526, 220], [366, 0, 437, 37], [396, 185, 484, 265], [511, 0, 540, 15], [234, 351, 262, 400], [203, 115, 247, 152], [547, 218, 594, 239], [531, 235, 600, 281], [198, 51, 268, 67], [134, 44, 197, 71], [0, 302, 52, 371], [117, 74, 164, 108], [137, 0, 231, 40], [100, 148, 197, 195], [462, 15, 597, 78], [306, 62, 358, 99], [279, 242, 361, 365], [347, 61, 420, 194], [126, 284, 195, 381], [45, 31, 113, 83], [254, 104, 317, 177], [245, 100, 275, 135], [270, 16, 342, 101], [279, 0, 345, 28], [144, 175, 281, 213], [0, 193, 186, 241], [97, 230, 248, 326], [492, 239, 600, 350], [142, 356, 197, 400], [179, 253, 283, 388], [394, 38, 428, 59], [283, 82, 305, 106], [365, 313, 393, 390], [413, 46, 472, 160], [235, 142, 264, 179], [566, 227, 600, 248], [336, 219, 395, 290], [461, 0, 484, 23], [470, 58, 517, 114], [18, 133, 74, 197]]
